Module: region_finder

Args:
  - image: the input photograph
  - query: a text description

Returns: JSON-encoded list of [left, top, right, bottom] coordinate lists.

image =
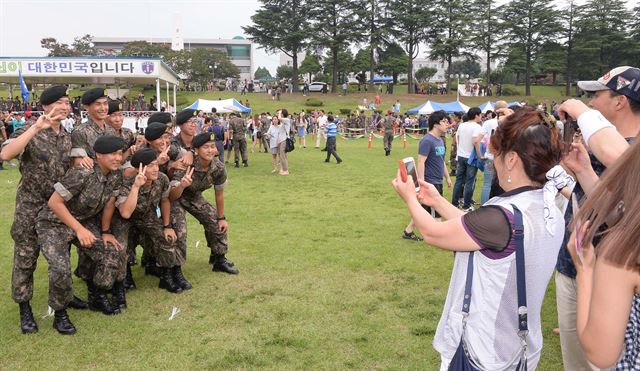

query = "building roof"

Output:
[[93, 37, 251, 46]]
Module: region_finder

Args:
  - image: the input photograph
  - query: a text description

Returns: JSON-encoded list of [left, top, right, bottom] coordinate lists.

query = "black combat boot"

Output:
[[88, 282, 120, 315], [124, 263, 137, 290], [68, 295, 89, 310], [53, 309, 76, 335], [172, 266, 192, 290], [112, 281, 127, 309], [209, 253, 235, 267], [243, 160, 248, 167], [144, 257, 160, 277], [234, 161, 240, 168], [18, 302, 38, 334], [159, 268, 182, 293], [212, 254, 239, 275]]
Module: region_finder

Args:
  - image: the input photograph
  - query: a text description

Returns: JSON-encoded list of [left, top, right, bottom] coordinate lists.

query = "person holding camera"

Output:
[[393, 107, 566, 370]]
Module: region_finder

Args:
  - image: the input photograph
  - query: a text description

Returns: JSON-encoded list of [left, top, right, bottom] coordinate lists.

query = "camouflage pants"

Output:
[[171, 201, 188, 262], [449, 140, 458, 174], [179, 194, 228, 256], [115, 209, 183, 269], [383, 132, 394, 151], [233, 137, 248, 163], [72, 217, 122, 291], [11, 199, 44, 303]]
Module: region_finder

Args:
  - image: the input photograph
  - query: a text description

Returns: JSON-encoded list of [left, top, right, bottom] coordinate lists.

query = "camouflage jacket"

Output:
[[383, 116, 395, 132], [4, 123, 72, 202], [71, 117, 116, 159], [116, 172, 173, 219], [115, 127, 136, 150], [40, 165, 122, 223], [229, 118, 246, 140], [173, 157, 226, 204]]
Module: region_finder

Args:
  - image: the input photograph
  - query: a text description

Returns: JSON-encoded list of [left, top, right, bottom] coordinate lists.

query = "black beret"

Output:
[[145, 122, 167, 141], [93, 135, 126, 154], [130, 148, 158, 168], [40, 85, 68, 105], [108, 101, 122, 115], [192, 132, 216, 148], [175, 109, 198, 125], [82, 88, 107, 105], [148, 112, 172, 124]]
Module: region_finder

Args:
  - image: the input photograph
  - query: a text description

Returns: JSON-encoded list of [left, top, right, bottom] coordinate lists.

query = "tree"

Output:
[[503, 44, 527, 84], [276, 65, 294, 79], [430, 0, 471, 94], [41, 34, 98, 56], [387, 0, 434, 95], [187, 49, 239, 86], [243, 0, 311, 92], [503, 0, 559, 95], [377, 43, 409, 83], [120, 40, 173, 58], [562, 0, 578, 96], [254, 67, 273, 80], [354, 0, 390, 91], [322, 49, 354, 84], [299, 54, 322, 82], [468, 0, 504, 88], [536, 41, 565, 85], [450, 59, 482, 78], [309, 0, 364, 92], [414, 67, 437, 83]]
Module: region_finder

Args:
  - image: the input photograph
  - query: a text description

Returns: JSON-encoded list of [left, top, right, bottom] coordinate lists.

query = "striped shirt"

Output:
[[326, 123, 337, 137]]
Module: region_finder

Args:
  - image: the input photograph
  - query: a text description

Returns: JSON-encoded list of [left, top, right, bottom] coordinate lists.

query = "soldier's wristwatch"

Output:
[[163, 224, 173, 229], [101, 229, 113, 234], [217, 216, 226, 220]]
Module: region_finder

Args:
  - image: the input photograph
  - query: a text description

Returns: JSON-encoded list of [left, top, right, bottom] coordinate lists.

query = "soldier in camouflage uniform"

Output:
[[114, 148, 192, 294], [106, 101, 137, 162], [71, 88, 116, 166], [171, 132, 239, 274], [0, 86, 76, 334], [229, 113, 248, 167], [36, 135, 127, 334], [381, 110, 396, 156], [259, 112, 270, 153]]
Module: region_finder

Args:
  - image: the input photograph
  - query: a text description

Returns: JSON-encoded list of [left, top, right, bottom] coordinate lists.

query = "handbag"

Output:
[[285, 136, 295, 153], [448, 205, 528, 371]]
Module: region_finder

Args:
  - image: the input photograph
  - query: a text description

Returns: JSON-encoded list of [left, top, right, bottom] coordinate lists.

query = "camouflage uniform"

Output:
[[4, 123, 72, 304], [36, 166, 122, 310], [229, 117, 248, 164], [383, 116, 395, 152], [113, 173, 182, 277], [173, 157, 228, 258], [115, 127, 136, 161], [259, 117, 270, 151], [70, 117, 116, 159]]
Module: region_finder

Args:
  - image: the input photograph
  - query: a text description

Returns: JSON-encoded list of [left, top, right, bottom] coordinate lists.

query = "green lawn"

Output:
[[0, 136, 562, 369]]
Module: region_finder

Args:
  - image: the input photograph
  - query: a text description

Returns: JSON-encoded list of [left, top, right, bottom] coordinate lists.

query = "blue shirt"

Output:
[[418, 133, 445, 185], [326, 123, 337, 137], [208, 124, 226, 141]]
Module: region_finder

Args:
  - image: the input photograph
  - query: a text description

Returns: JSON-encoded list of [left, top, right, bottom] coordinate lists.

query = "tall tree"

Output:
[[188, 49, 240, 85], [354, 0, 390, 91], [387, 0, 434, 95], [536, 41, 566, 85], [562, 0, 578, 96], [322, 49, 354, 84], [377, 43, 409, 83], [254, 67, 273, 80], [450, 59, 482, 78], [414, 66, 437, 83], [430, 0, 470, 95], [503, 0, 559, 95], [571, 0, 634, 80], [309, 0, 364, 92], [41, 34, 98, 56], [299, 54, 322, 82], [243, 0, 311, 92], [468, 0, 503, 89]]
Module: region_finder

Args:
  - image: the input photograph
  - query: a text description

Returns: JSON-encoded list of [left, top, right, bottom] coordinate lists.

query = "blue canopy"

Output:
[[406, 100, 440, 115], [436, 101, 470, 114], [368, 75, 393, 83], [479, 101, 495, 112]]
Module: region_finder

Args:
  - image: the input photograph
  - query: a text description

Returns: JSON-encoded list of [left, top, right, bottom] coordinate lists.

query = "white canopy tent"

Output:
[[186, 98, 252, 113], [0, 57, 180, 112]]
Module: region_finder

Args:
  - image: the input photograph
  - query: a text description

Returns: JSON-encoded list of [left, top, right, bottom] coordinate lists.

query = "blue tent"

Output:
[[437, 101, 470, 114], [368, 75, 394, 83], [406, 100, 440, 115], [479, 101, 495, 112]]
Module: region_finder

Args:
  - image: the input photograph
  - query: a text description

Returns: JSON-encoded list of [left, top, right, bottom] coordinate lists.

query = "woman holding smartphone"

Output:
[[393, 107, 566, 370]]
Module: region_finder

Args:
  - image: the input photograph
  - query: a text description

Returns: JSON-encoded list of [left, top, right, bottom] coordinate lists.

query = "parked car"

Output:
[[300, 82, 328, 93]]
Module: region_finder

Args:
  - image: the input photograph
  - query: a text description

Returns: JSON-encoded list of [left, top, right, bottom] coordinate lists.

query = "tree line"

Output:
[[243, 0, 640, 95]]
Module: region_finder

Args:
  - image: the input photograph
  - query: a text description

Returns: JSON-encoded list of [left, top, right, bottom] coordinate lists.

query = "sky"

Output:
[[0, 0, 636, 76]]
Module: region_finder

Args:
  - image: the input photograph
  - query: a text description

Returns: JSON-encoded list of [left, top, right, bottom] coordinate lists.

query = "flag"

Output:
[[19, 69, 30, 104]]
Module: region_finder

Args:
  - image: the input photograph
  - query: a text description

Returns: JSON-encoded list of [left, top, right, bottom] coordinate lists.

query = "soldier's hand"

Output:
[[164, 227, 177, 242], [169, 157, 188, 172], [76, 227, 97, 248], [183, 150, 194, 166], [102, 233, 124, 251], [157, 145, 170, 165], [134, 164, 147, 187], [217, 219, 228, 233], [48, 105, 68, 122], [79, 156, 94, 169], [33, 114, 52, 132], [180, 166, 194, 188]]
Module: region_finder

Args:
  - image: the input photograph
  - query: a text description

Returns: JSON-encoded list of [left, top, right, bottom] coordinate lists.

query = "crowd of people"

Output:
[[2, 65, 640, 370], [393, 66, 640, 370]]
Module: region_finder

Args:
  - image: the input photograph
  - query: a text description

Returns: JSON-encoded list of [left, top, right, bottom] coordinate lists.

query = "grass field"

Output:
[[0, 135, 563, 369]]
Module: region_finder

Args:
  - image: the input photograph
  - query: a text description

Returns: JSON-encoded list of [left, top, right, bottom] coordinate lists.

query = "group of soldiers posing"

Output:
[[3, 86, 238, 335]]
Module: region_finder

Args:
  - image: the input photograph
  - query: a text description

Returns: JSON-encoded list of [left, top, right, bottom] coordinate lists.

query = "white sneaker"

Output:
[[463, 206, 475, 213]]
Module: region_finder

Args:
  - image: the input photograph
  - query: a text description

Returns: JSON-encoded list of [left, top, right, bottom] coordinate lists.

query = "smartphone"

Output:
[[401, 157, 420, 192]]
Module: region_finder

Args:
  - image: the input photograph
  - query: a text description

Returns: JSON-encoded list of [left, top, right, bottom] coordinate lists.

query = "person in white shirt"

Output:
[[451, 107, 484, 211], [315, 110, 328, 149], [480, 101, 507, 204]]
